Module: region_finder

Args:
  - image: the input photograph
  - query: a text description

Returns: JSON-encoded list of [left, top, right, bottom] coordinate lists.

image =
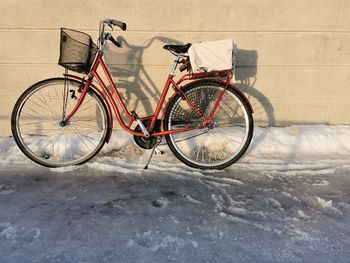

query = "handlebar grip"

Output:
[[110, 20, 127, 31]]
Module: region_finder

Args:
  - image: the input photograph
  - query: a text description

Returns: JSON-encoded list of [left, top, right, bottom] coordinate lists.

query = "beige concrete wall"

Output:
[[1, 0, 350, 136]]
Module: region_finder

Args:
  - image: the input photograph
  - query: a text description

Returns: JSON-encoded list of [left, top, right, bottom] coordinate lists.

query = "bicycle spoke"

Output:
[[77, 100, 97, 112], [69, 124, 100, 151], [172, 129, 209, 143], [37, 136, 59, 158], [71, 123, 102, 130], [70, 125, 100, 145], [63, 134, 73, 161], [20, 120, 52, 126], [29, 98, 55, 118], [20, 112, 53, 125]]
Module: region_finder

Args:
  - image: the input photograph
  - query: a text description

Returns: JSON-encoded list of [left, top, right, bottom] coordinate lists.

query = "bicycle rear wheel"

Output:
[[11, 78, 110, 167], [164, 80, 253, 170]]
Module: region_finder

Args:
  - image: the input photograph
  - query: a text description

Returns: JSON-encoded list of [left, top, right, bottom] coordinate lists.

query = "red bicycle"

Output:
[[11, 19, 254, 169]]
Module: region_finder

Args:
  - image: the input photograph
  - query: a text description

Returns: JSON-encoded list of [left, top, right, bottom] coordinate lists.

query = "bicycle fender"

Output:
[[163, 79, 254, 117], [210, 79, 254, 114]]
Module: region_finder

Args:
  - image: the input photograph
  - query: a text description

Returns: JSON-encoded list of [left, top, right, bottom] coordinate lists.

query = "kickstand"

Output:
[[144, 137, 162, 170]]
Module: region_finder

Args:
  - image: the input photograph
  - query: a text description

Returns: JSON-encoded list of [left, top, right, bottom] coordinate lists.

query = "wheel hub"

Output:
[[58, 120, 70, 128]]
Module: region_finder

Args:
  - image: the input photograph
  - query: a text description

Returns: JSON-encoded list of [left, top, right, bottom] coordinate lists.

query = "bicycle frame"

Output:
[[63, 52, 234, 138]]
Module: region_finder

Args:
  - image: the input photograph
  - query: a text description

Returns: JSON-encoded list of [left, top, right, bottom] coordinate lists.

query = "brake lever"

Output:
[[106, 21, 113, 31], [103, 19, 114, 31]]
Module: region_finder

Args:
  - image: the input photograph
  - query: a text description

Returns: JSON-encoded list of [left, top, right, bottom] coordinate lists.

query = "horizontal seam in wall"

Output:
[[2, 98, 350, 102], [252, 98, 350, 102], [1, 63, 350, 69], [1, 28, 350, 34], [0, 97, 158, 101]]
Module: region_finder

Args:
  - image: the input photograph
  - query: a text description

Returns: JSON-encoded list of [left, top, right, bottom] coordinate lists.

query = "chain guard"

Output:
[[133, 120, 162, 149]]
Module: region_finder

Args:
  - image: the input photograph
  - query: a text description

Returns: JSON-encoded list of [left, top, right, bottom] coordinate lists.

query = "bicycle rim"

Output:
[[12, 78, 109, 167], [165, 82, 253, 169]]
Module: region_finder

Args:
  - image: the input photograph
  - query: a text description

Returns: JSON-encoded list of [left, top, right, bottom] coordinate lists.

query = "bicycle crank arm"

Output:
[[131, 110, 150, 138]]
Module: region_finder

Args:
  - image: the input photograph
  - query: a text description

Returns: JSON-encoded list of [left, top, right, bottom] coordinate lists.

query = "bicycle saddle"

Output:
[[163, 43, 192, 54]]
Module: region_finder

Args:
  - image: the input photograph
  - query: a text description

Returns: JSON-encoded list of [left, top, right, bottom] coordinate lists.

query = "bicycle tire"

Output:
[[164, 80, 253, 170], [11, 78, 110, 167]]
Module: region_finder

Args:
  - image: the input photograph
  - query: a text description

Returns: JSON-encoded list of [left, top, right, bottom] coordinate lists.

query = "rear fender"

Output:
[[210, 79, 254, 113], [162, 78, 254, 121]]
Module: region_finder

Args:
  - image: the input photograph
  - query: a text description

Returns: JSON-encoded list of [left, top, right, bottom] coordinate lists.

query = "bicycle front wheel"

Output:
[[11, 78, 110, 167], [164, 80, 253, 170]]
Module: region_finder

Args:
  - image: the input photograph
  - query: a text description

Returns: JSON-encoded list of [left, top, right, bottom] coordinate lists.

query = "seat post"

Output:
[[170, 55, 181, 76]]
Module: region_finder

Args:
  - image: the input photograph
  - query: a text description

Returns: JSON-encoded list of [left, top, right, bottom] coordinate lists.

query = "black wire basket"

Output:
[[58, 28, 98, 74]]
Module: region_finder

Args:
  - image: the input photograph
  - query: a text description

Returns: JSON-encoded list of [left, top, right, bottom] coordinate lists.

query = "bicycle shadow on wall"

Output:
[[234, 49, 275, 126], [104, 40, 275, 123], [233, 48, 276, 153], [104, 36, 183, 120]]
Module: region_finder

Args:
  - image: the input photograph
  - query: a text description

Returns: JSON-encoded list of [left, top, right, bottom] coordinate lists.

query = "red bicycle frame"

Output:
[[63, 52, 234, 138]]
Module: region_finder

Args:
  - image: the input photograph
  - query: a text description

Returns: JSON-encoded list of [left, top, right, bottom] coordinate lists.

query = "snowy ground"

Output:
[[1, 125, 350, 262]]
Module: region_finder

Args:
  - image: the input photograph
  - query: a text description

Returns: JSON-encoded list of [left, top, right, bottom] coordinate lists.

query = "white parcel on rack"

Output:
[[188, 39, 235, 73]]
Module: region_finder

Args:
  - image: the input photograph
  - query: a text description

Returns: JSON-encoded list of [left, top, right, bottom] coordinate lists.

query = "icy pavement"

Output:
[[1, 125, 350, 262]]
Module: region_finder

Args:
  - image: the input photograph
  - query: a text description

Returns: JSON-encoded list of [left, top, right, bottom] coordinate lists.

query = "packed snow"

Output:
[[2, 125, 350, 167], [1, 125, 350, 262]]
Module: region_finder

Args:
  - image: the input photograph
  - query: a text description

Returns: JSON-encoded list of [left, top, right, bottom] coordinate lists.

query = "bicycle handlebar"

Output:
[[98, 19, 127, 50], [109, 19, 127, 31], [103, 19, 127, 31]]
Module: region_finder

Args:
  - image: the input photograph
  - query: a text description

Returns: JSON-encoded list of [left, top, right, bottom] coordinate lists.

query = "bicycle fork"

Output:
[[61, 76, 93, 126], [60, 70, 70, 124]]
